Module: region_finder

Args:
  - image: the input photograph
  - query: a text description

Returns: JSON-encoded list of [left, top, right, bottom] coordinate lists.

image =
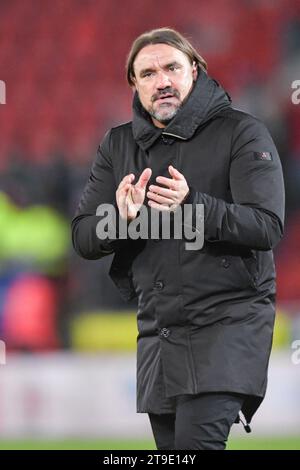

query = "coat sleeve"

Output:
[[71, 129, 122, 259], [185, 116, 285, 250]]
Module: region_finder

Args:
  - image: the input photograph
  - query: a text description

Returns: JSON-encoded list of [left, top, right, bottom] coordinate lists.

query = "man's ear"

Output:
[[192, 61, 198, 81], [131, 77, 137, 93]]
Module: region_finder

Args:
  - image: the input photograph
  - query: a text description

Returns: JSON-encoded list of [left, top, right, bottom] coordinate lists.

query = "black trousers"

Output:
[[148, 392, 245, 450]]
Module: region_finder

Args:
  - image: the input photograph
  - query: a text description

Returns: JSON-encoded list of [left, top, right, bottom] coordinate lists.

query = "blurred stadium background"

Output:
[[0, 0, 300, 450]]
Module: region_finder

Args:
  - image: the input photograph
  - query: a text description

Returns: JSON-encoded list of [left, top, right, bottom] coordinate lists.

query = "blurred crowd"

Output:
[[0, 0, 300, 350]]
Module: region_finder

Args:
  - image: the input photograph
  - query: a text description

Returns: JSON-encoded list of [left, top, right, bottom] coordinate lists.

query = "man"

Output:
[[71, 28, 285, 450]]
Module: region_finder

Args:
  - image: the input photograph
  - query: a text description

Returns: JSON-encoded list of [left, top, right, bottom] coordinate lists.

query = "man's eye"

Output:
[[144, 72, 154, 78], [169, 65, 179, 71]]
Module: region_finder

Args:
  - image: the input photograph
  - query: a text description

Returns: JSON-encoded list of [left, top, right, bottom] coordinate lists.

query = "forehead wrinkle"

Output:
[[138, 57, 182, 76], [135, 47, 184, 71], [135, 43, 188, 68], [156, 55, 164, 69], [139, 54, 168, 69]]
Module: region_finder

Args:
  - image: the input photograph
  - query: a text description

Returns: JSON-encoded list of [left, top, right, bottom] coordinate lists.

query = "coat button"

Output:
[[160, 328, 171, 338], [221, 257, 230, 268], [154, 280, 164, 290]]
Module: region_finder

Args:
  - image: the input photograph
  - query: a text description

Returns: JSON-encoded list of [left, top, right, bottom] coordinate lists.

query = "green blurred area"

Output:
[[71, 312, 138, 351], [0, 436, 299, 450], [0, 191, 69, 273], [70, 308, 292, 352]]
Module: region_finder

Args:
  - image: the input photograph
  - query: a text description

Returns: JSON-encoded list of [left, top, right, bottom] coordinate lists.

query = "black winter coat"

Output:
[[71, 68, 285, 423]]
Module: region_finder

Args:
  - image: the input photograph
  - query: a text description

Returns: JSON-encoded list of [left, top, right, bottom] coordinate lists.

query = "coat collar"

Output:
[[132, 67, 232, 151]]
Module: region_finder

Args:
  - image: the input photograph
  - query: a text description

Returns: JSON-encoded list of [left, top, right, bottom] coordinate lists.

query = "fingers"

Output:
[[147, 184, 176, 205], [148, 185, 177, 198], [155, 175, 177, 189], [147, 191, 174, 205], [148, 200, 171, 211], [118, 182, 132, 201], [135, 168, 152, 190], [117, 173, 135, 192], [117, 174, 134, 206], [118, 167, 182, 193], [168, 165, 185, 180], [118, 182, 132, 208]]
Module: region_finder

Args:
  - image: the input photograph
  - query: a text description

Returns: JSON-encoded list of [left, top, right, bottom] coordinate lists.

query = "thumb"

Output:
[[168, 165, 184, 180], [135, 168, 152, 190]]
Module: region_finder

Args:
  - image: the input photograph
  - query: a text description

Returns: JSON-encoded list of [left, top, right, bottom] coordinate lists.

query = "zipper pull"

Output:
[[238, 414, 252, 433]]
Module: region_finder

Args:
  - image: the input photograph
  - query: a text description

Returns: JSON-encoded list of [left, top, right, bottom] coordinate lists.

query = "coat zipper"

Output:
[[162, 131, 188, 140]]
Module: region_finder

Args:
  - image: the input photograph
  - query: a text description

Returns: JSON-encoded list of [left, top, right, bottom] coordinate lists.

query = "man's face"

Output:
[[132, 44, 198, 128]]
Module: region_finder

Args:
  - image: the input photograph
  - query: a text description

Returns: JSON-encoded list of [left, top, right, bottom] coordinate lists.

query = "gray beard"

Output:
[[148, 103, 181, 125]]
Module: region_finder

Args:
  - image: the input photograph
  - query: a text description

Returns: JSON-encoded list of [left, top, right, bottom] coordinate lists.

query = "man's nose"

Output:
[[156, 71, 172, 89]]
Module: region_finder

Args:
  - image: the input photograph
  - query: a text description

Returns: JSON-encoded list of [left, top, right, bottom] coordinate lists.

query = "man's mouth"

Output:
[[157, 93, 174, 99], [155, 94, 177, 105]]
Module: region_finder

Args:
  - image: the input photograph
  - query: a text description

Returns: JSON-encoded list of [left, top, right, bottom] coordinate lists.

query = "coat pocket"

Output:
[[218, 249, 259, 292], [239, 251, 259, 290]]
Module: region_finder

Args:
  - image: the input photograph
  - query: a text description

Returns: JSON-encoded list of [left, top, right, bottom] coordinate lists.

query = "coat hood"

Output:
[[132, 67, 232, 150]]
